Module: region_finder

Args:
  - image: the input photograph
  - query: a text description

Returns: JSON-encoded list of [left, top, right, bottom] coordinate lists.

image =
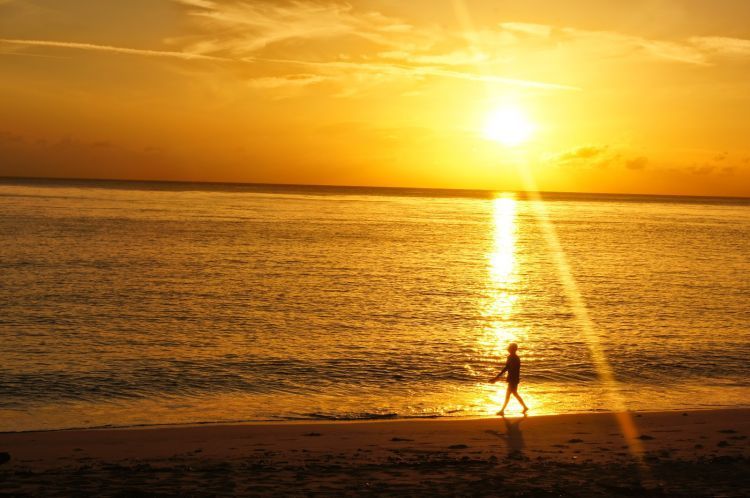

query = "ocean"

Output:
[[1, 178, 748, 432]]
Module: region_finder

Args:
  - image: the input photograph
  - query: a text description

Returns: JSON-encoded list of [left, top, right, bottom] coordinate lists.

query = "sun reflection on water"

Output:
[[489, 196, 517, 288], [474, 193, 535, 415], [482, 194, 524, 352]]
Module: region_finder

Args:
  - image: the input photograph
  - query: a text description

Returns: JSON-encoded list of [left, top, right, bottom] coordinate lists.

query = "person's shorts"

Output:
[[507, 380, 520, 390]]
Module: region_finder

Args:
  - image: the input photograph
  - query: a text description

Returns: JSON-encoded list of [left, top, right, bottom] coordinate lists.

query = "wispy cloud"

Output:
[[552, 145, 622, 169], [251, 55, 579, 91], [7, 2, 749, 98], [172, 0, 579, 93], [557, 145, 609, 162], [0, 2, 579, 94], [0, 38, 227, 61], [496, 22, 709, 66], [625, 157, 648, 170], [690, 36, 750, 57], [247, 73, 330, 89], [170, 1, 747, 98], [174, 0, 420, 54]]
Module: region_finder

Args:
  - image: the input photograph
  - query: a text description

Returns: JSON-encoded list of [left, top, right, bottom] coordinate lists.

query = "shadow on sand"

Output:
[[486, 415, 527, 459]]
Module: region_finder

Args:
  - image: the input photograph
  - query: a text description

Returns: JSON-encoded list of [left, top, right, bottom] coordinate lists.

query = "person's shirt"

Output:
[[500, 354, 521, 383]]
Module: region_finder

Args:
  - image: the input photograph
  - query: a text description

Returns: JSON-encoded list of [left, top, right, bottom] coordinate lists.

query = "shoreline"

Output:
[[4, 405, 749, 435], [2, 408, 748, 496]]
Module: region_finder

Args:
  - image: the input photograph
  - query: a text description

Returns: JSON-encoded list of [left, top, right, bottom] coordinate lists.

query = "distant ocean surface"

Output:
[[1, 178, 749, 432]]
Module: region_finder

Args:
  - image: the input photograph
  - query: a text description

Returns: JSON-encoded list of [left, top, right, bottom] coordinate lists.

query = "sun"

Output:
[[483, 106, 536, 146]]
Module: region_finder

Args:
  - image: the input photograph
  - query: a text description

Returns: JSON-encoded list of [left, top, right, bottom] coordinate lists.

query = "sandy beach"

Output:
[[1, 408, 748, 496]]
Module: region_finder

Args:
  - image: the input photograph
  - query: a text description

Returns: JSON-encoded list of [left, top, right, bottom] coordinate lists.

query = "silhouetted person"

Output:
[[489, 343, 529, 415]]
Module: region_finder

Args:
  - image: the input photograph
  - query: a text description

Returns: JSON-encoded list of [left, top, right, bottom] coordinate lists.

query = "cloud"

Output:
[[0, 38, 226, 60], [553, 145, 621, 169], [174, 0, 579, 93], [499, 22, 553, 38], [8, 1, 748, 101], [0, 130, 25, 144], [174, 0, 418, 55], [492, 22, 710, 66], [378, 49, 491, 67], [0, 131, 184, 181], [625, 157, 648, 170], [247, 73, 329, 89], [250, 55, 578, 91], [682, 152, 743, 176], [636, 39, 708, 65], [690, 36, 750, 57], [690, 165, 715, 175], [557, 145, 608, 162], [1, 2, 581, 94], [554, 29, 750, 66]]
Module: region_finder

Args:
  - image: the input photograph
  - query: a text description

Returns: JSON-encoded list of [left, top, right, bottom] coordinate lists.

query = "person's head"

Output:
[[508, 343, 518, 354]]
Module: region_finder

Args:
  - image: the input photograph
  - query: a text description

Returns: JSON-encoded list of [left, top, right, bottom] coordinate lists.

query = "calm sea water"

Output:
[[1, 178, 749, 431]]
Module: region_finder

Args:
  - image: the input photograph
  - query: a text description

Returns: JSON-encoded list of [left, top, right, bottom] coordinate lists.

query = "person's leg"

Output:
[[512, 387, 529, 412], [498, 385, 512, 415]]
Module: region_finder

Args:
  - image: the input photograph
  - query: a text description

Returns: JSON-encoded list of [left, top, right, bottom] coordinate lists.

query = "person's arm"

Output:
[[489, 359, 509, 383]]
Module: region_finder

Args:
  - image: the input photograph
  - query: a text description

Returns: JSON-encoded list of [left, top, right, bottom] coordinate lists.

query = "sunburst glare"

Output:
[[483, 106, 536, 146]]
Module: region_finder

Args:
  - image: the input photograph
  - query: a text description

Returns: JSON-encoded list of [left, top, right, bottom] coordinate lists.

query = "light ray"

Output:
[[512, 151, 648, 464], [451, 0, 650, 472]]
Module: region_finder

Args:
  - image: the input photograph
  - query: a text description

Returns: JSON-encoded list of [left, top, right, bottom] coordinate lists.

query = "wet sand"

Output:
[[1, 408, 748, 496]]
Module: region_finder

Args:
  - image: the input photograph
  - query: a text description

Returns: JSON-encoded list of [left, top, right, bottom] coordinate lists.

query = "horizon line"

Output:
[[1, 174, 748, 201]]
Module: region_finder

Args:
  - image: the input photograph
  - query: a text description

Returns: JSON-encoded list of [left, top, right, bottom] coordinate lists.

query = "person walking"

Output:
[[490, 343, 529, 415]]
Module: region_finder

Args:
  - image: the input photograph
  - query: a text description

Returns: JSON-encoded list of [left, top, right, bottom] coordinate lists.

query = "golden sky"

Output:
[[2, 0, 750, 196]]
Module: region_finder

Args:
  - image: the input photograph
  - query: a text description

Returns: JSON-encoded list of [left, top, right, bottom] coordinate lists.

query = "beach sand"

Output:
[[1, 408, 748, 496]]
